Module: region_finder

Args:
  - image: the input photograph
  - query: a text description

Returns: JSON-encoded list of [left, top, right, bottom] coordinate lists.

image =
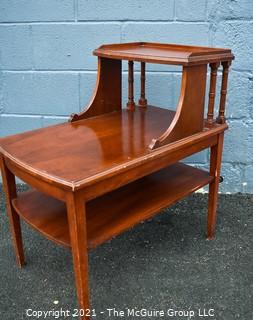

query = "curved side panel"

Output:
[[70, 57, 122, 122], [149, 64, 207, 149]]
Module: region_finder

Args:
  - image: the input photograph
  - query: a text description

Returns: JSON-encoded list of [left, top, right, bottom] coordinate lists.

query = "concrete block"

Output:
[[2, 72, 79, 116], [223, 120, 253, 163], [78, 0, 174, 21], [213, 21, 253, 70], [32, 23, 121, 70], [227, 71, 253, 119], [79, 72, 97, 110], [175, 0, 206, 21], [0, 72, 3, 113], [173, 73, 183, 108], [208, 0, 253, 20], [122, 22, 209, 46], [0, 25, 33, 70], [0, 0, 74, 22], [0, 115, 42, 136]]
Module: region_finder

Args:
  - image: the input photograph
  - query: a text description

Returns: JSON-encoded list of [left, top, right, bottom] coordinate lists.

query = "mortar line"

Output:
[[1, 69, 183, 74], [0, 20, 208, 25]]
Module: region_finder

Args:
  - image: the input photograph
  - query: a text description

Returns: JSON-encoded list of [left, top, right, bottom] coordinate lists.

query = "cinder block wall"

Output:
[[0, 0, 252, 193]]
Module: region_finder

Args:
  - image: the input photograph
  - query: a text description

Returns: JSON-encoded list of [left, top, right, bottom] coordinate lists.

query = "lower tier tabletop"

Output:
[[0, 106, 175, 186], [12, 163, 212, 249]]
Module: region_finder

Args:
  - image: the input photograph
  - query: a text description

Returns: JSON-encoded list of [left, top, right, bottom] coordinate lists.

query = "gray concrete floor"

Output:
[[0, 185, 252, 320]]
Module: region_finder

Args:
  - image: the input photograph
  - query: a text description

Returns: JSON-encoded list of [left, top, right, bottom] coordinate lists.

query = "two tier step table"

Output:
[[0, 42, 234, 319]]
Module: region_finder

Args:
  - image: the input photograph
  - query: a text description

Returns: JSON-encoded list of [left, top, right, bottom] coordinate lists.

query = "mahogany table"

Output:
[[0, 42, 234, 319]]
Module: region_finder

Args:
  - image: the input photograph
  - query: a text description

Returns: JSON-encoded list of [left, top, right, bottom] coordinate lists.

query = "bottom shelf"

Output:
[[12, 163, 212, 249]]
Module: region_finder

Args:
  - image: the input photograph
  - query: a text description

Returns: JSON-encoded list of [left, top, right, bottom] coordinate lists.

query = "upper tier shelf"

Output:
[[93, 42, 234, 66]]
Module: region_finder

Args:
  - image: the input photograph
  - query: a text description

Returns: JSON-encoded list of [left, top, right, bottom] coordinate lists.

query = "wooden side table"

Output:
[[0, 42, 234, 319]]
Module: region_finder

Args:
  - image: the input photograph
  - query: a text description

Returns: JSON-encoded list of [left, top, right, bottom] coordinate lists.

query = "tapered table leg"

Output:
[[207, 133, 224, 239], [0, 156, 25, 267], [66, 192, 90, 320]]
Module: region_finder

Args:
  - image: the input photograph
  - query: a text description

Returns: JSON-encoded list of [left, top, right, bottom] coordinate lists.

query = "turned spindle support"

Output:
[[138, 62, 148, 107], [126, 61, 136, 110], [216, 61, 231, 124], [207, 62, 220, 124]]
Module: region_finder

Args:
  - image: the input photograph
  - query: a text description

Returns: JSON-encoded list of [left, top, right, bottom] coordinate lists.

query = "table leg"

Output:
[[0, 156, 25, 267], [66, 192, 90, 320], [207, 133, 224, 239]]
